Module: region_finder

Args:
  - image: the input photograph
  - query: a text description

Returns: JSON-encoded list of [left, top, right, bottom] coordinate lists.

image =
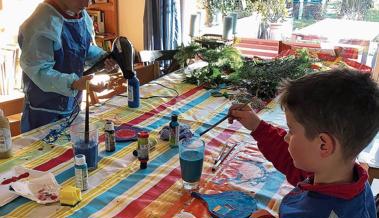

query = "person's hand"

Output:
[[104, 58, 118, 71], [107, 72, 126, 90], [71, 75, 107, 93], [228, 104, 261, 131], [90, 81, 107, 93], [71, 75, 93, 91]]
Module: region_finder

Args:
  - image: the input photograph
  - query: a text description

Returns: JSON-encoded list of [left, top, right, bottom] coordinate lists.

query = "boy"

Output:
[[229, 68, 379, 217], [18, 0, 115, 132]]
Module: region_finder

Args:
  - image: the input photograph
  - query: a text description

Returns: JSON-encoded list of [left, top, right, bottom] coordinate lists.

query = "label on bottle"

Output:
[[169, 126, 179, 147], [128, 86, 134, 102], [105, 131, 115, 152], [75, 166, 88, 191], [0, 128, 11, 153], [139, 143, 148, 159]]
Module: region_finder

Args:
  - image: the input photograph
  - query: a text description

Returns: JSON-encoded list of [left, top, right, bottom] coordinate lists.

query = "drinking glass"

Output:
[[70, 124, 99, 170], [179, 138, 205, 192]]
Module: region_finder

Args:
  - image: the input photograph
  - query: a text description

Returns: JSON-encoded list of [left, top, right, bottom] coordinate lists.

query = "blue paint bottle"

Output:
[[169, 114, 180, 148], [128, 74, 140, 108], [74, 154, 88, 191]]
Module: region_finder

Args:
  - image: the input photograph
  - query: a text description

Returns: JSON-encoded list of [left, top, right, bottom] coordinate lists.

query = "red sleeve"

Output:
[[251, 121, 310, 186]]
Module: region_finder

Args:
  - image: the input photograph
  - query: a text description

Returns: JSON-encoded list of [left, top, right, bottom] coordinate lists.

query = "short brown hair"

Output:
[[279, 68, 379, 159]]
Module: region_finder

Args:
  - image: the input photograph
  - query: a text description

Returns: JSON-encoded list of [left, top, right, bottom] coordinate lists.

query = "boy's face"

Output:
[[284, 110, 321, 172], [59, 0, 91, 13]]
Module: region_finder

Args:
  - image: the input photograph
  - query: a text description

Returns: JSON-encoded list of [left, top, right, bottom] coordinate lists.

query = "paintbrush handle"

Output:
[[200, 103, 249, 136], [85, 81, 90, 144], [199, 115, 228, 136], [212, 143, 237, 172], [214, 143, 228, 164]]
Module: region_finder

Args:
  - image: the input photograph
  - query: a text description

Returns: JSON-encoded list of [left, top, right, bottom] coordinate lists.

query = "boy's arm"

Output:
[[252, 121, 310, 186], [86, 43, 107, 67], [19, 34, 79, 97]]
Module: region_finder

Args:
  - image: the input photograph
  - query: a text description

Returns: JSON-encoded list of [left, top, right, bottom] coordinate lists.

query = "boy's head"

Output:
[[53, 0, 91, 14], [278, 68, 379, 163]]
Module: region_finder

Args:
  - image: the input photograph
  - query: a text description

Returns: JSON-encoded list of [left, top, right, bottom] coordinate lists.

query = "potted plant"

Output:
[[200, 0, 256, 26], [249, 0, 289, 39], [174, 41, 243, 88]]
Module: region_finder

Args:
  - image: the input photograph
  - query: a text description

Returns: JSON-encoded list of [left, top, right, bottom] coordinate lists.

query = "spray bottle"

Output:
[[0, 109, 12, 159]]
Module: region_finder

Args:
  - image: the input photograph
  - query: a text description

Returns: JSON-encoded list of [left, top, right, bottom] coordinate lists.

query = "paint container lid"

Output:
[[75, 154, 86, 166]]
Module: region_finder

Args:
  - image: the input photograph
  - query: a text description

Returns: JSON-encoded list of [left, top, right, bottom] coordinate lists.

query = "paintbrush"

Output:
[[85, 81, 89, 144], [214, 143, 228, 164], [199, 103, 249, 136], [212, 142, 238, 172]]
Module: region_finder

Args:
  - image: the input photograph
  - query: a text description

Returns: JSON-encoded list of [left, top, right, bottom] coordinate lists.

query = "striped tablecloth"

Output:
[[0, 69, 292, 218]]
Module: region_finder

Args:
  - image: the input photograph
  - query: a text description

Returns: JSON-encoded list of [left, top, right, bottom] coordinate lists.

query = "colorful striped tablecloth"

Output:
[[0, 69, 292, 218]]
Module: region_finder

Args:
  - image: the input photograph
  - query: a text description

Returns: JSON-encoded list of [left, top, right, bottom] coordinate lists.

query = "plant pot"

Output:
[[269, 22, 284, 40]]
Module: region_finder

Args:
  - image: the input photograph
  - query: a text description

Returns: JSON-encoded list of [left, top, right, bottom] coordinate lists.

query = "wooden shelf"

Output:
[[95, 32, 117, 41], [88, 0, 118, 49]]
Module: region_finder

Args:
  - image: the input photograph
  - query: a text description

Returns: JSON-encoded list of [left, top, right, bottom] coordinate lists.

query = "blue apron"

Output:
[[21, 16, 91, 133]]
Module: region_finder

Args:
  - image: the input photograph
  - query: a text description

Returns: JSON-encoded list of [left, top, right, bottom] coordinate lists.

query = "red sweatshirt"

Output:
[[251, 121, 376, 217]]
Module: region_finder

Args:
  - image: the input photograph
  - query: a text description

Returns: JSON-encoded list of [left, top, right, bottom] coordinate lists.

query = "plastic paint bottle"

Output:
[[137, 131, 149, 169], [0, 109, 12, 159], [104, 120, 116, 152], [128, 74, 140, 108], [74, 154, 88, 191], [169, 114, 180, 148]]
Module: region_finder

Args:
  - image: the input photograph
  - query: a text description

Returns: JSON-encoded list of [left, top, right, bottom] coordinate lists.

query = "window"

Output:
[[0, 0, 42, 95], [186, 0, 379, 67], [0, 0, 42, 44]]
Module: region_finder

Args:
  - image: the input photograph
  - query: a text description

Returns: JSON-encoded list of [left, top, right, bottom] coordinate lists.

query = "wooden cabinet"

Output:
[[87, 0, 118, 51], [0, 93, 24, 136]]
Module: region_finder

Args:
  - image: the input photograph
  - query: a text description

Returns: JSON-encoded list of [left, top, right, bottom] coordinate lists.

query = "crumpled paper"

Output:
[[0, 166, 60, 205], [11, 172, 60, 204]]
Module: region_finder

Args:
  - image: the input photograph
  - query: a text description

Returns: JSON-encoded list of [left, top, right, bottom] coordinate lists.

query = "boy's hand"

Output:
[[90, 82, 107, 93], [71, 75, 107, 93], [228, 104, 261, 131], [107, 72, 126, 89], [71, 75, 93, 91]]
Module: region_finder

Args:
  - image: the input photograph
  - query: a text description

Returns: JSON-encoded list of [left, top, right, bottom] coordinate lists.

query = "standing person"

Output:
[[229, 69, 379, 217], [18, 0, 115, 132]]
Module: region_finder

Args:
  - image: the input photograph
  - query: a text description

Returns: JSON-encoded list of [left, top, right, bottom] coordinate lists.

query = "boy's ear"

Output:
[[318, 133, 336, 158]]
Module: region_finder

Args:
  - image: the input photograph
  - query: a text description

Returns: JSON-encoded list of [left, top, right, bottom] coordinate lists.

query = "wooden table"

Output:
[[0, 66, 291, 218]]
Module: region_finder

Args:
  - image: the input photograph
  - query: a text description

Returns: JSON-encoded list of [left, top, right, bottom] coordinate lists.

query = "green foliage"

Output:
[[338, 0, 374, 20], [229, 53, 313, 100], [248, 0, 288, 23], [200, 0, 288, 24], [179, 43, 313, 101], [200, 0, 248, 16], [184, 67, 230, 88], [174, 43, 204, 67], [293, 19, 317, 30], [178, 43, 243, 88], [364, 8, 379, 22], [218, 46, 244, 70]]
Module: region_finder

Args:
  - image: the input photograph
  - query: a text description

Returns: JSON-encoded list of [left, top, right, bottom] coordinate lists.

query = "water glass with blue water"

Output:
[[179, 138, 205, 192], [70, 124, 99, 171]]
